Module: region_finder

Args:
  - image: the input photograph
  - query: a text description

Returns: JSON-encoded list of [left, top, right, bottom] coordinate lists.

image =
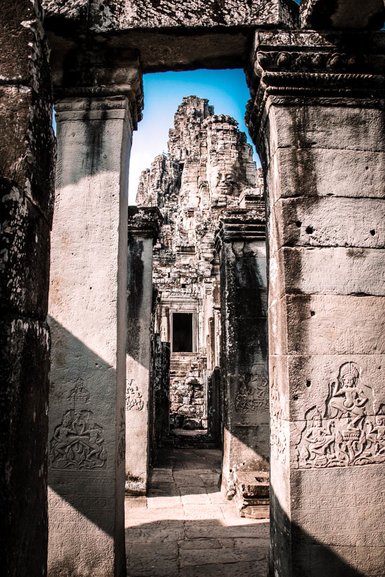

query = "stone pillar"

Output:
[[247, 30, 385, 576], [215, 210, 268, 496], [126, 206, 162, 494], [150, 336, 171, 461], [48, 83, 141, 575], [0, 3, 54, 576]]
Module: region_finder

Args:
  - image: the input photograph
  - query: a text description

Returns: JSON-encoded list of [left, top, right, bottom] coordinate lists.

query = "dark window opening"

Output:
[[173, 313, 193, 352]]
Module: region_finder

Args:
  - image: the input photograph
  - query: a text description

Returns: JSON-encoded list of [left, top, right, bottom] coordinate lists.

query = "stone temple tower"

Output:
[[137, 96, 264, 442]]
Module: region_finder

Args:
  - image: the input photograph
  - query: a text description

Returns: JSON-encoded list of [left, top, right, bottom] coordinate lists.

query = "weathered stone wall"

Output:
[[0, 3, 54, 576], [137, 96, 264, 437]]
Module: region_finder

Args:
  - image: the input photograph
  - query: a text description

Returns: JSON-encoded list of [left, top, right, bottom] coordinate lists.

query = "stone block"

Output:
[[0, 87, 54, 218], [268, 294, 385, 356], [269, 106, 385, 157], [0, 3, 52, 87], [274, 197, 385, 249], [281, 467, 385, 576], [0, 187, 50, 318], [271, 147, 385, 201], [277, 246, 385, 297], [223, 426, 270, 474], [43, 0, 296, 31]]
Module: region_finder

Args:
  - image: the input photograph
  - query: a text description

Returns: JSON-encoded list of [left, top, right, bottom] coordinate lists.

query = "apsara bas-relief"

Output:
[[234, 372, 268, 413], [50, 380, 107, 470], [295, 362, 385, 469], [126, 379, 144, 411], [271, 370, 287, 464]]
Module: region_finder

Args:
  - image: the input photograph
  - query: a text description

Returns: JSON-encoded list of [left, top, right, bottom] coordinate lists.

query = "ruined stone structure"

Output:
[[2, 2, 385, 577], [136, 96, 264, 441]]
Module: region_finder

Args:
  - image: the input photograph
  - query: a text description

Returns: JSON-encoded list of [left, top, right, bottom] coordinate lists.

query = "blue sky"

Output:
[[129, 69, 259, 203]]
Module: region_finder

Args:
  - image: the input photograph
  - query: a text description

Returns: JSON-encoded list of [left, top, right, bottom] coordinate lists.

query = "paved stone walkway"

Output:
[[125, 448, 269, 577]]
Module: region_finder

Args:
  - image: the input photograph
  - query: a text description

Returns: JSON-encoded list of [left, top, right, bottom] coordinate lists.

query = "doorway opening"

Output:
[[172, 313, 194, 352], [128, 70, 268, 505]]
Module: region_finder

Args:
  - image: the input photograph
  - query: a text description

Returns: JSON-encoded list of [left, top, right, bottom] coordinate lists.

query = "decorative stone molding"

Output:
[[215, 209, 266, 249], [246, 30, 385, 149], [52, 53, 143, 128], [127, 206, 163, 241]]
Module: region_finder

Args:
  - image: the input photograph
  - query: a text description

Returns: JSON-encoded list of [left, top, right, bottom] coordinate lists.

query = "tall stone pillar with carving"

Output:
[[247, 29, 385, 577], [0, 3, 54, 576], [215, 210, 268, 498], [126, 206, 162, 494], [48, 66, 142, 575]]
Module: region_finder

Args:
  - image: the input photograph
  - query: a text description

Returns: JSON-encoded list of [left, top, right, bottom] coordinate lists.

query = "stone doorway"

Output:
[[127, 91, 269, 503]]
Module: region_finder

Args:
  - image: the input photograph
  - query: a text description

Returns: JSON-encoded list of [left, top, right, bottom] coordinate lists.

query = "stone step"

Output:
[[233, 471, 269, 520]]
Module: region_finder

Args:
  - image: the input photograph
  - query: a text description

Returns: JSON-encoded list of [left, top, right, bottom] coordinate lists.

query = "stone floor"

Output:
[[125, 448, 269, 577]]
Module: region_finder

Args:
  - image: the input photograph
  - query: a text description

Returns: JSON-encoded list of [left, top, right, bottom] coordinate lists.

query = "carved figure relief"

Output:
[[234, 373, 268, 413], [126, 379, 144, 411], [296, 362, 385, 468], [270, 370, 287, 464], [50, 379, 107, 470]]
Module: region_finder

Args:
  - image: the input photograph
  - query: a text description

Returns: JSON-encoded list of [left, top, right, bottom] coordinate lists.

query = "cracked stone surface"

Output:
[[125, 448, 269, 577]]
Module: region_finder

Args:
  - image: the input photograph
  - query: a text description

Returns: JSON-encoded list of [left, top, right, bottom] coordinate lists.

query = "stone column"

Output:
[[247, 30, 385, 576], [126, 206, 162, 494], [0, 3, 54, 576], [150, 336, 171, 463], [48, 82, 141, 575], [215, 210, 269, 496]]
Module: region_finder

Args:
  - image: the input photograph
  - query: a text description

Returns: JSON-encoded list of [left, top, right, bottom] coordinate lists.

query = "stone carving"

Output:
[[270, 371, 286, 464], [126, 379, 144, 411], [50, 380, 107, 470], [296, 362, 385, 468], [116, 407, 125, 466], [234, 373, 268, 413]]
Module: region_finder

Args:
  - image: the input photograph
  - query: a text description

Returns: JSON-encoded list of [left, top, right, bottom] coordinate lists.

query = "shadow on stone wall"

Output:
[[48, 316, 124, 538], [270, 488, 367, 577]]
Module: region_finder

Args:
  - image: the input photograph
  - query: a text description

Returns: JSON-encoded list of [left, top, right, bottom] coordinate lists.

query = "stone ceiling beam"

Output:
[[42, 0, 298, 33]]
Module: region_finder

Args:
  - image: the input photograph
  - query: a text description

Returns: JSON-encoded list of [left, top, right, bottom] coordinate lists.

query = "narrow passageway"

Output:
[[125, 449, 269, 577]]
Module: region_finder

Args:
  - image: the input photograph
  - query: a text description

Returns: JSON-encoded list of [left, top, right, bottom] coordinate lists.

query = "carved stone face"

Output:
[[209, 166, 239, 197], [341, 374, 357, 389], [216, 171, 239, 195]]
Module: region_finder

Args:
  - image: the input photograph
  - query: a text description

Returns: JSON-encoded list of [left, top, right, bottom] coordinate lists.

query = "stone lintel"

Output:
[[300, 0, 385, 30], [215, 208, 266, 249], [42, 1, 298, 33], [247, 29, 385, 145], [127, 206, 163, 242]]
